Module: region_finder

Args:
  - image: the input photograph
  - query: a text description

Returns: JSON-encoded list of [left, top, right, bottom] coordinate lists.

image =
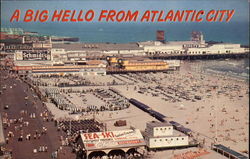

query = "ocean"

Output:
[[2, 21, 249, 45], [199, 58, 249, 81]]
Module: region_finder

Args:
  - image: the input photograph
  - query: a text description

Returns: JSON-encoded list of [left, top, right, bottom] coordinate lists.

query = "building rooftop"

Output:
[[138, 40, 201, 46], [123, 59, 166, 65], [144, 128, 187, 138], [147, 121, 172, 128], [86, 60, 107, 65], [166, 41, 201, 45], [14, 60, 53, 66], [53, 43, 143, 51]]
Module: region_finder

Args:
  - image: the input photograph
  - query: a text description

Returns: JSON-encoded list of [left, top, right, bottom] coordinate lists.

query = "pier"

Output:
[[150, 52, 249, 60]]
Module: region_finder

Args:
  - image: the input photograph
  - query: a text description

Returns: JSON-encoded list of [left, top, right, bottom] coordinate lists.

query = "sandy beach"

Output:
[[30, 60, 249, 158]]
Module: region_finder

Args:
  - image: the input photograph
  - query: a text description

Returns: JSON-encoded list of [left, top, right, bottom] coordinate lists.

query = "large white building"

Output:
[[187, 43, 246, 55], [52, 43, 145, 57], [138, 32, 248, 56], [144, 121, 189, 149], [50, 48, 87, 65], [139, 41, 247, 56], [139, 41, 186, 55]]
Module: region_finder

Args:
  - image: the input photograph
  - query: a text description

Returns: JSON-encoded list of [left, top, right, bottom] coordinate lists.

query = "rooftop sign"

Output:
[[80, 129, 145, 150]]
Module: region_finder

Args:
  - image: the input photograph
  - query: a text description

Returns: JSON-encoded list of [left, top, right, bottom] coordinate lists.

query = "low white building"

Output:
[[187, 43, 247, 55], [146, 122, 174, 137], [51, 49, 87, 63], [66, 51, 86, 62], [164, 60, 181, 70], [144, 121, 189, 149], [50, 48, 66, 61], [139, 41, 185, 55]]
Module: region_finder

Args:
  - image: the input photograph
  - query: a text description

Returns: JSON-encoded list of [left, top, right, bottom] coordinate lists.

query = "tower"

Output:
[[191, 31, 205, 45], [156, 30, 165, 43]]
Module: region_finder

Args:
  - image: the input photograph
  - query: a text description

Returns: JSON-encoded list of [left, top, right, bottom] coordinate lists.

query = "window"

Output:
[[165, 139, 168, 141], [154, 139, 157, 142], [182, 138, 184, 140], [177, 138, 179, 140]]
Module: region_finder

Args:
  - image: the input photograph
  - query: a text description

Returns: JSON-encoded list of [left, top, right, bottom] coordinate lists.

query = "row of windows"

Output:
[[188, 51, 204, 54], [147, 50, 234, 55], [155, 127, 171, 130], [154, 138, 185, 142], [148, 51, 184, 54], [188, 50, 234, 54], [183, 44, 200, 48], [5, 45, 32, 49]]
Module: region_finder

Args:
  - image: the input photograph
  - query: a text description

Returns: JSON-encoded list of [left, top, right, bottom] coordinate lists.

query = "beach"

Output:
[[28, 60, 249, 158]]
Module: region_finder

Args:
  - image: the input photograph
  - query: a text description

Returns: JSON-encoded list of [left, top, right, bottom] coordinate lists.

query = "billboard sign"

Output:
[[80, 129, 145, 150]]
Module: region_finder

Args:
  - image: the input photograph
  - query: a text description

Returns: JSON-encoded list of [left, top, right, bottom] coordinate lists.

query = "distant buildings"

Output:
[[0, 28, 248, 75], [12, 61, 107, 76], [138, 31, 248, 56], [138, 33, 247, 56]]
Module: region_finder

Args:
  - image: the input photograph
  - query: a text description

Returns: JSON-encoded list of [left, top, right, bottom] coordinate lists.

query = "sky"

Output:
[[1, 0, 249, 23]]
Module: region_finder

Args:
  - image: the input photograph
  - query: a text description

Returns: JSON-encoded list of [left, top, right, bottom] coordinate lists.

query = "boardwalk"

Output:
[[0, 70, 75, 159]]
